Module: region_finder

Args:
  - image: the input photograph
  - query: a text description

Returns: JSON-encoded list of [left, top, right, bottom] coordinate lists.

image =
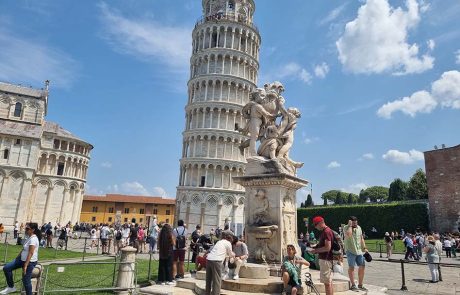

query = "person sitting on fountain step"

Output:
[[281, 244, 310, 295], [229, 235, 248, 280]]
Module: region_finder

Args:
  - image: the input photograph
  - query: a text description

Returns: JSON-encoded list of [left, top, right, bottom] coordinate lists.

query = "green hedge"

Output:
[[297, 202, 429, 239]]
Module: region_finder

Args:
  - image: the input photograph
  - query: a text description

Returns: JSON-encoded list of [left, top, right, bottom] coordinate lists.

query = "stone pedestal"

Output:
[[116, 246, 137, 294], [234, 158, 308, 263]]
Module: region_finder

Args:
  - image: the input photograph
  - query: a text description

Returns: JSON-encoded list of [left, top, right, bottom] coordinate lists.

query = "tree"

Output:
[[407, 169, 428, 200], [360, 186, 389, 203], [347, 193, 354, 204], [358, 189, 368, 203], [335, 191, 344, 204], [305, 194, 314, 207], [389, 178, 408, 201], [321, 190, 341, 204], [323, 197, 327, 206]]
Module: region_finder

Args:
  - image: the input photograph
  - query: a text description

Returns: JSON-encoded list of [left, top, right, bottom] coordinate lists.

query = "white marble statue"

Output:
[[238, 81, 303, 175]]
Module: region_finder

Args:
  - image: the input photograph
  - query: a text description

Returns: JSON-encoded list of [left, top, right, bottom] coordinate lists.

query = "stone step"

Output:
[[176, 276, 354, 295]]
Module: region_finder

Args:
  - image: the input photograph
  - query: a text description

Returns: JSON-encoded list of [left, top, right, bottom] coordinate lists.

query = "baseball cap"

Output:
[[312, 216, 324, 225]]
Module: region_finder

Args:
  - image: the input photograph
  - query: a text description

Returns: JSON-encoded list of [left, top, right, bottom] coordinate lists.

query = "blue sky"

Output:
[[1, 0, 459, 205]]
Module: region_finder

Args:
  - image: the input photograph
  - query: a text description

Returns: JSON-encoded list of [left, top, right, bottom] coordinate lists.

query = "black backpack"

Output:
[[116, 230, 122, 240], [175, 228, 186, 249], [331, 230, 343, 256]]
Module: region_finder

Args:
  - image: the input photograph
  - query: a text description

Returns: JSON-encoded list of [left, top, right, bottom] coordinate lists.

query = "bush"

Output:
[[297, 202, 429, 239]]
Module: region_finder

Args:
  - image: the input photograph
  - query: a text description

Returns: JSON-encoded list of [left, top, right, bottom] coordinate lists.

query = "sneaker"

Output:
[[166, 281, 175, 285], [358, 285, 368, 291], [222, 274, 229, 280], [0, 287, 17, 295], [233, 275, 239, 280], [350, 284, 359, 291]]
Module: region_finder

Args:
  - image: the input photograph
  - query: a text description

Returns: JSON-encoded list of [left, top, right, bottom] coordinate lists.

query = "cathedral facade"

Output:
[[0, 81, 92, 230], [175, 0, 260, 236]]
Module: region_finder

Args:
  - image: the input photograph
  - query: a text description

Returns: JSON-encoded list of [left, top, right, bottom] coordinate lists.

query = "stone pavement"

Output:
[[344, 254, 460, 295]]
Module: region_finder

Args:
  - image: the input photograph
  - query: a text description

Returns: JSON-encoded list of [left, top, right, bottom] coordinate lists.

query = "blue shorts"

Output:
[[346, 251, 365, 268]]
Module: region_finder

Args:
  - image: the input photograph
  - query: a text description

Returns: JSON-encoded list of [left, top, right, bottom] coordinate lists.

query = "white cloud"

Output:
[[377, 90, 437, 118], [382, 149, 424, 164], [456, 50, 460, 64], [98, 3, 191, 70], [377, 70, 460, 118], [314, 62, 329, 79], [152, 186, 170, 198], [319, 3, 348, 26], [0, 28, 77, 88], [358, 153, 374, 161], [303, 137, 319, 145], [277, 62, 312, 84], [327, 161, 341, 169], [342, 183, 368, 194], [106, 181, 150, 196], [427, 39, 435, 51], [336, 0, 434, 75], [101, 162, 112, 168]]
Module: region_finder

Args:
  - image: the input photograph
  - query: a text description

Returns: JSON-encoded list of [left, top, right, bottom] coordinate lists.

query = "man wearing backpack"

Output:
[[172, 220, 188, 279], [344, 216, 368, 292], [309, 216, 334, 295]]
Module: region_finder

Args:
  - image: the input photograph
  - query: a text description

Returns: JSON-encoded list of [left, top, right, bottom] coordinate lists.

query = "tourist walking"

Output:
[[423, 236, 440, 283], [384, 232, 393, 258], [90, 226, 97, 249], [403, 234, 418, 260], [114, 226, 123, 254], [45, 227, 53, 248], [205, 231, 235, 295], [157, 224, 174, 285], [0, 223, 41, 295], [129, 223, 139, 252], [230, 236, 248, 280], [100, 224, 109, 254], [149, 219, 160, 254], [122, 223, 130, 247], [309, 216, 334, 295], [140, 225, 148, 253], [172, 220, 188, 279], [281, 244, 309, 295], [434, 234, 443, 262], [443, 237, 452, 258], [0, 223, 4, 239]]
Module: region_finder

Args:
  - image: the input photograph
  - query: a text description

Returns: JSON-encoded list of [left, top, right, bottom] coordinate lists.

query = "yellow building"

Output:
[[80, 194, 176, 226]]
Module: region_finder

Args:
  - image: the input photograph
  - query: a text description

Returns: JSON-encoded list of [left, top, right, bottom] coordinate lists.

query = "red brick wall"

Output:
[[424, 145, 460, 233]]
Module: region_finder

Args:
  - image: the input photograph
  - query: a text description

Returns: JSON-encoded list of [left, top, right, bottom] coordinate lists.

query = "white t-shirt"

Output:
[[207, 239, 234, 262], [122, 228, 130, 238], [21, 235, 39, 262], [14, 223, 19, 231], [444, 240, 452, 248], [100, 227, 109, 239], [172, 226, 188, 250]]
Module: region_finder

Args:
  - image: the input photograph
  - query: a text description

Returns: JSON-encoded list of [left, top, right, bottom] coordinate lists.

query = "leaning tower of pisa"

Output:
[[175, 0, 260, 236]]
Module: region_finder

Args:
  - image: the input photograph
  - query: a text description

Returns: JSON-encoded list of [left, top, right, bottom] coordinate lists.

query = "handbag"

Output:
[[363, 252, 372, 262]]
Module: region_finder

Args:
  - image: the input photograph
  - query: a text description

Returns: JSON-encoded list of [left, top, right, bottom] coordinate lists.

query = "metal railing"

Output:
[[382, 258, 460, 291], [41, 259, 137, 294]]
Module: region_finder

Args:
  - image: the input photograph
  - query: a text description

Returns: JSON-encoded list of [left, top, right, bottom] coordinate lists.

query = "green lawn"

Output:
[[364, 238, 406, 253], [0, 255, 196, 294], [0, 244, 95, 264]]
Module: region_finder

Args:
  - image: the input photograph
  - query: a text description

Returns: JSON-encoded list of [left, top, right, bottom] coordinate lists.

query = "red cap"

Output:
[[312, 216, 324, 225]]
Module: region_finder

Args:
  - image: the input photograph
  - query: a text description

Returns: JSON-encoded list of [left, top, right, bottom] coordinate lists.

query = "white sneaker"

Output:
[[0, 287, 17, 294], [233, 275, 239, 280], [222, 274, 229, 280], [166, 281, 175, 285]]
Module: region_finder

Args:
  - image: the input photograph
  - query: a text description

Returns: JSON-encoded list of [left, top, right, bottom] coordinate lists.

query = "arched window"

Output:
[[3, 149, 9, 159], [13, 102, 22, 117]]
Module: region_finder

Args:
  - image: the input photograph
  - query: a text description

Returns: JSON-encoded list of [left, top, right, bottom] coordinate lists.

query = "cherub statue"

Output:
[[253, 189, 269, 225]]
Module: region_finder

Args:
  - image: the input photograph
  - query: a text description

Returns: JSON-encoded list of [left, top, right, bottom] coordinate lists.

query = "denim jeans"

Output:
[[149, 237, 157, 252], [3, 257, 37, 295]]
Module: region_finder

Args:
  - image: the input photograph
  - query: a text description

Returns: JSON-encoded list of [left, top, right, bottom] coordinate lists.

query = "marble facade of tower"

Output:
[[175, 0, 260, 236]]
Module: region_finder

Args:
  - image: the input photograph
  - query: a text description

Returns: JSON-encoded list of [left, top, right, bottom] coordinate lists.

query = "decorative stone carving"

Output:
[[252, 189, 270, 225], [238, 82, 303, 176]]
